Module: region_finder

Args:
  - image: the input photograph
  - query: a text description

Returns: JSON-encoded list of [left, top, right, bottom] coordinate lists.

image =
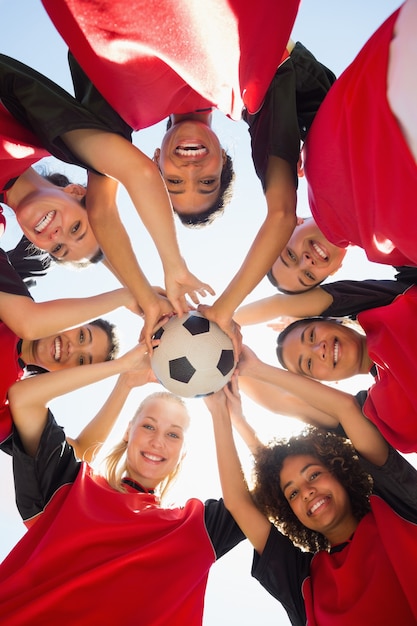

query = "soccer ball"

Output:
[[151, 311, 236, 398]]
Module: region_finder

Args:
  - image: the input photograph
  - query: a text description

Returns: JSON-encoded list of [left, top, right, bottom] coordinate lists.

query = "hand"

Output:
[[197, 304, 242, 360], [165, 264, 215, 317], [139, 290, 176, 352], [204, 387, 228, 413], [237, 344, 260, 377]]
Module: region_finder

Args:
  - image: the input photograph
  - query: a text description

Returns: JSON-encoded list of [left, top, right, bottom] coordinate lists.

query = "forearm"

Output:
[[1, 289, 130, 340], [231, 412, 264, 454], [69, 374, 133, 462], [212, 206, 296, 321]]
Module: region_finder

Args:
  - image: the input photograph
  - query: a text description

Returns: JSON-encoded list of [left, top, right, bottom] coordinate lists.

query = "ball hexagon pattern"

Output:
[[151, 311, 236, 397]]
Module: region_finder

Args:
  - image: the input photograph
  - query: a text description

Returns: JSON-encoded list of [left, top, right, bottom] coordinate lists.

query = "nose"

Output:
[[312, 340, 326, 360], [49, 226, 61, 240], [303, 486, 315, 501], [302, 252, 315, 266]]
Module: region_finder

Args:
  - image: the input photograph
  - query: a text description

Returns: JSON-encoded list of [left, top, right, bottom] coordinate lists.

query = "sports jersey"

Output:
[[0, 249, 32, 449], [252, 447, 417, 626], [320, 267, 417, 318], [0, 412, 245, 624], [359, 285, 417, 453], [243, 42, 336, 189], [0, 52, 132, 226], [305, 8, 417, 267], [41, 0, 300, 128]]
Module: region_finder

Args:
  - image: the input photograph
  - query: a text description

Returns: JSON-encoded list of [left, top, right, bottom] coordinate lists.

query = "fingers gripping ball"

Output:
[[152, 312, 236, 398]]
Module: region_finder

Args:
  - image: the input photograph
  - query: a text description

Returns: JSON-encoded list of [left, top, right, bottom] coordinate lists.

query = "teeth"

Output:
[[312, 241, 328, 261], [35, 211, 55, 233], [309, 498, 327, 516], [143, 452, 164, 462], [175, 145, 207, 157], [54, 337, 61, 361], [333, 338, 339, 366]]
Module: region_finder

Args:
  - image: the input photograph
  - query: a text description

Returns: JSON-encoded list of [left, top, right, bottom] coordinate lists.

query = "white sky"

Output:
[[0, 1, 410, 624]]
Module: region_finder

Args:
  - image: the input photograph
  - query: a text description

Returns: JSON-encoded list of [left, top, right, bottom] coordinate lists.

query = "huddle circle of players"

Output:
[[1, 2, 417, 626]]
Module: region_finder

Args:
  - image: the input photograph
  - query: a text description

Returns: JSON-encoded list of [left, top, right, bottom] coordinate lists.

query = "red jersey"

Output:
[[303, 497, 417, 625], [41, 0, 300, 128], [358, 285, 417, 453], [0, 323, 22, 445], [0, 464, 218, 625], [305, 8, 417, 267]]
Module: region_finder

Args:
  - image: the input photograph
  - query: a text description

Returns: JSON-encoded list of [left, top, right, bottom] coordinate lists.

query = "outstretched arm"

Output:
[[223, 374, 263, 454], [67, 347, 158, 462], [205, 390, 271, 555], [0, 287, 135, 340], [8, 341, 156, 457], [234, 286, 333, 326], [238, 345, 389, 466], [62, 131, 214, 323], [202, 156, 296, 337]]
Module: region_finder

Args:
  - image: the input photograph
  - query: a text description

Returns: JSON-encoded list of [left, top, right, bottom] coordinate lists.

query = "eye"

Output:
[[143, 423, 155, 431], [71, 221, 81, 234], [200, 179, 215, 185], [79, 329, 85, 344], [309, 471, 321, 481], [307, 358, 312, 372], [79, 355, 85, 366], [305, 271, 315, 281], [288, 489, 298, 501], [51, 243, 63, 255], [287, 248, 296, 262], [309, 329, 314, 342], [167, 179, 182, 185], [168, 432, 180, 439]]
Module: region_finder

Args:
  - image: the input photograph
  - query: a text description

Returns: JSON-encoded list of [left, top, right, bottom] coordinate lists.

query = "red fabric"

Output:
[[0, 104, 49, 195], [41, 0, 300, 129], [358, 286, 417, 453], [0, 464, 216, 625], [302, 497, 417, 625], [0, 323, 23, 445], [305, 8, 417, 267]]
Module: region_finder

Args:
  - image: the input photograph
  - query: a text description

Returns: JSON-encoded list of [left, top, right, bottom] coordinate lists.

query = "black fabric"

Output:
[[0, 53, 132, 175], [243, 42, 336, 189], [0, 247, 32, 299], [321, 274, 416, 318], [251, 446, 417, 626], [12, 411, 81, 521], [204, 498, 246, 559]]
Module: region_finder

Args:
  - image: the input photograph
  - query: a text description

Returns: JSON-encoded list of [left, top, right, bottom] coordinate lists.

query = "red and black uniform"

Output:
[[0, 248, 33, 452], [305, 8, 417, 267], [0, 53, 132, 233], [41, 0, 300, 128], [243, 42, 336, 190], [252, 447, 417, 626], [0, 412, 245, 624]]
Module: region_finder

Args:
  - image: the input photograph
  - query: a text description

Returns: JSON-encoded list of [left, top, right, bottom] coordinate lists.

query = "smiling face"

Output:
[[154, 120, 226, 214], [31, 323, 110, 370], [270, 218, 346, 293], [15, 185, 100, 262], [280, 454, 356, 544], [280, 320, 368, 381], [124, 397, 189, 490]]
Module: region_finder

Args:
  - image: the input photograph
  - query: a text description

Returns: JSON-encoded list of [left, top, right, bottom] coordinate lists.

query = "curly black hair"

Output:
[[251, 426, 373, 552]]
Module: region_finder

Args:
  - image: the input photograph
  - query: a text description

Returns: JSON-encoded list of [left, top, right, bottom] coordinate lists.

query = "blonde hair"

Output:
[[100, 392, 189, 501]]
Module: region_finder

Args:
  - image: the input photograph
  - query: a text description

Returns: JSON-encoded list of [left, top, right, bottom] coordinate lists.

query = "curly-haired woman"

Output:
[[206, 372, 417, 625]]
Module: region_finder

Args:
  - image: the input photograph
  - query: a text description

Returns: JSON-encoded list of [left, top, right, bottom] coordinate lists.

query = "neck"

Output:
[[7, 168, 49, 214], [170, 111, 212, 126], [19, 338, 35, 365], [326, 515, 358, 547], [360, 337, 373, 374]]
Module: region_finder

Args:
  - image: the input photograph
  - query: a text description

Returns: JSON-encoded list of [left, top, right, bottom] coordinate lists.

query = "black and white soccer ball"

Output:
[[151, 311, 236, 398]]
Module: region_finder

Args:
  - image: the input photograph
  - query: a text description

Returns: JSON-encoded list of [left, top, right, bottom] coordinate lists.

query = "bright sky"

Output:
[[0, 1, 409, 624]]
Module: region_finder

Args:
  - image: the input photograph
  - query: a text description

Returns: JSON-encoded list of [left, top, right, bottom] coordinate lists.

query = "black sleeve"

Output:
[[0, 248, 32, 298], [203, 498, 246, 559], [243, 42, 335, 190], [12, 410, 80, 521], [0, 53, 130, 173], [68, 51, 133, 141], [252, 524, 312, 626], [321, 278, 412, 318], [359, 446, 417, 524]]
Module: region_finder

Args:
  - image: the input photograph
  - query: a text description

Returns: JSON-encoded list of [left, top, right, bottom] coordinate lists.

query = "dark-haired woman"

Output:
[[206, 374, 417, 625]]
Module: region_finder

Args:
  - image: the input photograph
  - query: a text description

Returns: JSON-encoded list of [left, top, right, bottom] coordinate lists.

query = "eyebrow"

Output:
[[86, 327, 93, 364], [297, 327, 307, 375], [168, 186, 219, 196], [281, 462, 318, 494]]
